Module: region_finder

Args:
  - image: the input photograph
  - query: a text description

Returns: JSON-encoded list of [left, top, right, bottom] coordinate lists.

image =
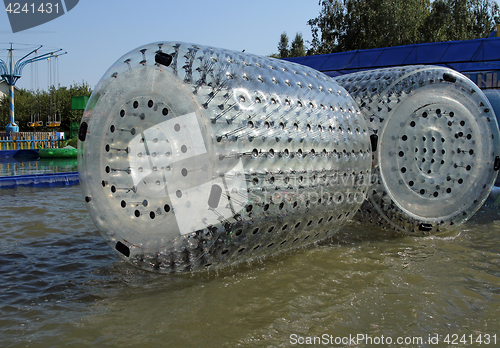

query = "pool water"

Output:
[[0, 158, 78, 177], [1, 184, 499, 347]]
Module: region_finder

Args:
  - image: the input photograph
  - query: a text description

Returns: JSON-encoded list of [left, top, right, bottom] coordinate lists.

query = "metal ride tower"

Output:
[[0, 43, 66, 133]]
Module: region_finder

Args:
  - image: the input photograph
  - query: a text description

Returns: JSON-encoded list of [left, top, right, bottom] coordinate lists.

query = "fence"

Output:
[[0, 132, 62, 150]]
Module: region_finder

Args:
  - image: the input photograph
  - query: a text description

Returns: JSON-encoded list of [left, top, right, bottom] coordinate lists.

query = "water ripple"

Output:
[[1, 186, 500, 347]]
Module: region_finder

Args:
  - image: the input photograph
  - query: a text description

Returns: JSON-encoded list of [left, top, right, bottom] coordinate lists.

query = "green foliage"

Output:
[[66, 137, 78, 148], [290, 33, 307, 57], [422, 0, 500, 42], [276, 32, 307, 58], [0, 81, 92, 132], [278, 32, 290, 58], [306, 0, 500, 54]]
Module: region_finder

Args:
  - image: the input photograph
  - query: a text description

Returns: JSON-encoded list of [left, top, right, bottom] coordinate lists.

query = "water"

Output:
[[1, 184, 499, 347], [0, 158, 78, 177]]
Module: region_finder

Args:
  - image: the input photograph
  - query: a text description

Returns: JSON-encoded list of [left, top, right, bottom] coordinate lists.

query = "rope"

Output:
[[47, 57, 52, 125]]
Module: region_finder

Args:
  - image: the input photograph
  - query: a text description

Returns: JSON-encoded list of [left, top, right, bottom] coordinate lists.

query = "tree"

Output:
[[308, 0, 345, 54], [274, 32, 307, 58], [308, 0, 432, 53], [307, 0, 500, 54], [422, 0, 500, 42], [278, 32, 290, 58], [421, 0, 452, 42], [290, 32, 307, 57], [0, 81, 92, 132]]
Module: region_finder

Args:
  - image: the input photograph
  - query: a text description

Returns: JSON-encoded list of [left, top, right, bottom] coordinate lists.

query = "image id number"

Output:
[[444, 334, 497, 345], [5, 2, 59, 14]]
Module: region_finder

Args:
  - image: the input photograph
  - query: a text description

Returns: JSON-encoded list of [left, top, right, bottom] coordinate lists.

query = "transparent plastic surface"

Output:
[[336, 66, 500, 234], [78, 42, 372, 273], [483, 89, 500, 186], [483, 89, 500, 119]]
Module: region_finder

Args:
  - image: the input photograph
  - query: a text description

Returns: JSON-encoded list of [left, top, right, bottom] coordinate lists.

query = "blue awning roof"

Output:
[[284, 37, 500, 77]]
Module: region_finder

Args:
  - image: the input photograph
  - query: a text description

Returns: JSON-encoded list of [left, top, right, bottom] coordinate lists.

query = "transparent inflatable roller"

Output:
[[336, 66, 500, 234], [78, 42, 372, 273], [483, 89, 500, 187]]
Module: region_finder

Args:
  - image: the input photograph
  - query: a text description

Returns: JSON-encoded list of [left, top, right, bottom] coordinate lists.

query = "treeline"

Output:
[[0, 82, 92, 133], [275, 0, 500, 57]]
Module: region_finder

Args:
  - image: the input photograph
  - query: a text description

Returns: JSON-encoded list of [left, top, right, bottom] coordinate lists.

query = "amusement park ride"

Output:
[[0, 43, 66, 133]]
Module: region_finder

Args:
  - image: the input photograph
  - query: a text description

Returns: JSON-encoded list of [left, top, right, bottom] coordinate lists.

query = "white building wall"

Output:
[[0, 79, 9, 99]]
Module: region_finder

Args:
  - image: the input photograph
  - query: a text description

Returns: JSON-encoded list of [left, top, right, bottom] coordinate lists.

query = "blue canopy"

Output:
[[284, 37, 500, 82]]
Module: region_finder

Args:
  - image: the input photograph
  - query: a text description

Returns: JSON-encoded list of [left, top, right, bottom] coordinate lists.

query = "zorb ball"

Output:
[[78, 41, 372, 273], [336, 66, 500, 234]]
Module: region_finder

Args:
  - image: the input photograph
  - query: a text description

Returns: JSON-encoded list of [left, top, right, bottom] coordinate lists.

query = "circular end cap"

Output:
[[377, 89, 499, 231], [79, 65, 209, 249]]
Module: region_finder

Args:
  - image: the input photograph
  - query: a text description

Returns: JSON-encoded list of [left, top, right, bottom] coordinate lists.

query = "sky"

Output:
[[1, 0, 499, 91], [0, 0, 319, 90]]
